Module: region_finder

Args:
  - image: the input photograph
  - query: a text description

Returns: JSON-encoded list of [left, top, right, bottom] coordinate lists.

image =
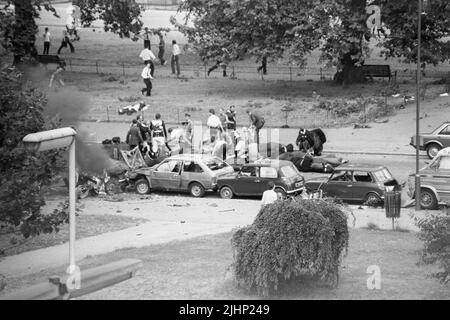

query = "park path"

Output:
[[0, 194, 423, 279]]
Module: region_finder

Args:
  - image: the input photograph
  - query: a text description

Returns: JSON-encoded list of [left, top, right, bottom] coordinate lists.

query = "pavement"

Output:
[[0, 194, 429, 279]]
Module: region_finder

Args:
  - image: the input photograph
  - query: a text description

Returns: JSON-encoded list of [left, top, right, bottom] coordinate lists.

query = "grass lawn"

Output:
[[2, 229, 448, 299], [0, 214, 147, 257]]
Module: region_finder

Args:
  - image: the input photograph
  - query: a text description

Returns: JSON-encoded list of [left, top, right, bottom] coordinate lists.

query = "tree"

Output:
[[0, 66, 69, 240], [0, 0, 143, 64], [173, 0, 450, 83]]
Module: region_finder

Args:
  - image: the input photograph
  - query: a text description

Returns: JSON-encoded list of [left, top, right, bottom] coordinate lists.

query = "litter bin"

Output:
[[385, 191, 401, 218]]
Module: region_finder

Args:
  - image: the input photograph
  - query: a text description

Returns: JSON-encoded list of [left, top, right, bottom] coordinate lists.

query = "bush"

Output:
[[415, 212, 450, 284], [231, 198, 349, 296]]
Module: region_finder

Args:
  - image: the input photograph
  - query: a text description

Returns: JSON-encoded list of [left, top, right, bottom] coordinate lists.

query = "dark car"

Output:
[[304, 164, 400, 204], [217, 160, 305, 199], [410, 122, 450, 159]]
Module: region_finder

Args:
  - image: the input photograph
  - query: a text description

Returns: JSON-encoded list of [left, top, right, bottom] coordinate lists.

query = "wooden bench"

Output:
[[37, 54, 65, 66], [362, 64, 397, 83]]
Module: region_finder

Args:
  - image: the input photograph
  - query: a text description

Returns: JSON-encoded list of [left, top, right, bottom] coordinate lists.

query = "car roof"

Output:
[[334, 163, 386, 172], [166, 153, 221, 162]]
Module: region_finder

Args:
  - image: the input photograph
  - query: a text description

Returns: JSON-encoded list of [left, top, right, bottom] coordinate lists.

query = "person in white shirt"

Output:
[[43, 28, 51, 55], [141, 62, 153, 96], [234, 133, 247, 164], [212, 133, 228, 160], [261, 181, 278, 208], [171, 40, 181, 76], [207, 109, 223, 140], [139, 47, 156, 77]]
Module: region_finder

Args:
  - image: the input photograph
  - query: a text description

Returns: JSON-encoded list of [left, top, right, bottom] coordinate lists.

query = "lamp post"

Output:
[[22, 127, 78, 273]]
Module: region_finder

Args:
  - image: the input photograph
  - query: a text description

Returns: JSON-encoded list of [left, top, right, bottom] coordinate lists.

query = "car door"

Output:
[[234, 166, 261, 195], [322, 170, 354, 200], [438, 125, 450, 147], [352, 170, 376, 201], [180, 160, 205, 191], [150, 159, 182, 191]]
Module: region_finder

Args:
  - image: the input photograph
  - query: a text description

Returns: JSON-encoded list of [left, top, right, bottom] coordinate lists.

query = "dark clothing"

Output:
[[226, 110, 236, 130], [144, 39, 151, 49], [126, 125, 144, 148], [158, 42, 165, 64], [142, 78, 152, 96], [250, 112, 265, 129], [43, 41, 50, 55], [171, 55, 180, 75], [208, 60, 227, 77], [57, 37, 74, 54], [150, 119, 168, 139], [257, 56, 267, 75]]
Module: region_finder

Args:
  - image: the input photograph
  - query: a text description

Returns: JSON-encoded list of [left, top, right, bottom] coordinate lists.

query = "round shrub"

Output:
[[231, 198, 349, 296]]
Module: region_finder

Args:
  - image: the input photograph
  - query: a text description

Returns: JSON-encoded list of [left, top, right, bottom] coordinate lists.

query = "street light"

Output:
[[22, 127, 78, 274]]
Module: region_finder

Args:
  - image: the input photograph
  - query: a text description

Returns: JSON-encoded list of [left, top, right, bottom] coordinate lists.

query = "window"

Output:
[[157, 160, 182, 173], [279, 165, 297, 178], [240, 166, 258, 177], [331, 171, 353, 182], [260, 167, 278, 178], [372, 169, 393, 182], [353, 171, 373, 182], [183, 161, 203, 173], [439, 125, 450, 135]]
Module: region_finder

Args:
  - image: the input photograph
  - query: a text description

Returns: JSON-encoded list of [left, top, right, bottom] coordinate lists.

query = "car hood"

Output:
[[216, 171, 238, 180]]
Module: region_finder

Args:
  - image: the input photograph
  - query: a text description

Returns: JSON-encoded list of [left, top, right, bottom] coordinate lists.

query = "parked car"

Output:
[[410, 121, 450, 159], [305, 164, 400, 204], [217, 160, 305, 199], [407, 147, 450, 209], [131, 154, 234, 197]]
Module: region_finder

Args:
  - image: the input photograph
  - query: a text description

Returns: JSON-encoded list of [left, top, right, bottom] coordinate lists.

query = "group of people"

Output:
[[138, 28, 182, 97], [42, 27, 77, 56]]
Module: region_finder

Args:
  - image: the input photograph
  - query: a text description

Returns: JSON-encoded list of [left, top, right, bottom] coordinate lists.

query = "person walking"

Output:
[[246, 109, 265, 149], [171, 40, 181, 76], [126, 119, 144, 150], [139, 46, 156, 77], [207, 48, 230, 77], [261, 181, 278, 208], [257, 56, 267, 75], [43, 27, 51, 55], [157, 32, 166, 65], [57, 28, 74, 54], [207, 109, 223, 140], [138, 27, 152, 49], [141, 61, 153, 97], [49, 61, 66, 89]]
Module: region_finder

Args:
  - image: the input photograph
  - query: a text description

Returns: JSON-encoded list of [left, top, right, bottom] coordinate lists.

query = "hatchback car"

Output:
[[131, 154, 234, 197], [305, 164, 400, 204], [217, 160, 305, 199], [410, 122, 450, 159]]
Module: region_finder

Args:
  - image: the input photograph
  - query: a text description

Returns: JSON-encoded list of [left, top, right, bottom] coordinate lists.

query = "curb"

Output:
[[322, 150, 426, 158]]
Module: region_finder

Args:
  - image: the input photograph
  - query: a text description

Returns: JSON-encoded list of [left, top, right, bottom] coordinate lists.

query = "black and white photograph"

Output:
[[0, 0, 449, 305]]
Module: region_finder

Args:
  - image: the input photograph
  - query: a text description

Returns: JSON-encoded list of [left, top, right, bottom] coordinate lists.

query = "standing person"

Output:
[[246, 109, 265, 149], [261, 181, 278, 208], [257, 56, 267, 75], [150, 113, 171, 153], [212, 133, 228, 161], [43, 27, 51, 55], [138, 27, 152, 49], [207, 48, 230, 77], [126, 119, 144, 150], [225, 105, 237, 132], [171, 40, 181, 76], [218, 108, 227, 132], [206, 109, 223, 140], [57, 28, 74, 54], [139, 46, 156, 77], [141, 61, 153, 97], [157, 32, 166, 65], [184, 113, 193, 142], [49, 61, 66, 89]]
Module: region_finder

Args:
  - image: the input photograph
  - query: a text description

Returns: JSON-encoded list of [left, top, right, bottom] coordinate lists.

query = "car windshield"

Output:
[[280, 165, 298, 178], [204, 158, 229, 171], [372, 168, 393, 182]]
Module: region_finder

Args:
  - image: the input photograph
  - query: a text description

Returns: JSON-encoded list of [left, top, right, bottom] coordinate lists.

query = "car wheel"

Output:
[[105, 179, 119, 195], [426, 143, 441, 159], [420, 188, 437, 210], [135, 178, 150, 195], [189, 182, 205, 198], [275, 187, 287, 200], [365, 192, 381, 206], [220, 186, 234, 199], [77, 185, 90, 199]]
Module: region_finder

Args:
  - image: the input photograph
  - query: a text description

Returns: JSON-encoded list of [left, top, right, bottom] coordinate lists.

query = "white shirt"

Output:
[[44, 31, 51, 42], [235, 140, 246, 157], [207, 115, 222, 128], [141, 65, 152, 79], [139, 48, 156, 61], [172, 44, 181, 56], [261, 189, 278, 207]]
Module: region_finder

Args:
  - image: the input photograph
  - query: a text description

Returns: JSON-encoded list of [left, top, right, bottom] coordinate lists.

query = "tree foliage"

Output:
[[0, 66, 68, 239], [0, 0, 143, 63], [231, 198, 349, 296]]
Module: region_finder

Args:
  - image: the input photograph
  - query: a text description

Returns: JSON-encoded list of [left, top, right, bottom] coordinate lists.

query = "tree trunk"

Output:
[[12, 0, 38, 65], [334, 51, 365, 85]]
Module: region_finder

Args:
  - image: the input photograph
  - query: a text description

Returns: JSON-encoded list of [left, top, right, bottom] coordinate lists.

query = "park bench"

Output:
[[362, 64, 397, 83], [37, 54, 65, 66]]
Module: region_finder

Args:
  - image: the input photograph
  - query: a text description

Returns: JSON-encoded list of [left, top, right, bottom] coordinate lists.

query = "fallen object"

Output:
[[354, 123, 371, 129], [118, 102, 149, 115], [440, 93, 449, 97]]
